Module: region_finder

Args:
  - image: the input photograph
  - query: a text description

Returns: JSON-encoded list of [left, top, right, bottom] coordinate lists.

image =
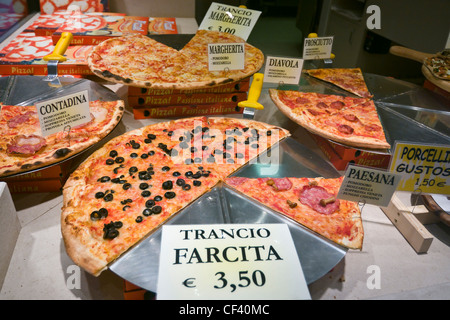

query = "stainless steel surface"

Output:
[[42, 60, 61, 87], [110, 138, 347, 291]]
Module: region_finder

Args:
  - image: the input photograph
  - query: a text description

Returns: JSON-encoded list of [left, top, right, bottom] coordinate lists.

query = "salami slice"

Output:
[[298, 185, 340, 215]]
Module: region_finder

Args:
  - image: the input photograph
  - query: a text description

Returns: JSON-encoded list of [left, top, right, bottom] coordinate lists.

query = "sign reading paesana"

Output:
[[157, 223, 310, 300], [389, 142, 449, 194], [303, 36, 334, 60], [199, 2, 261, 40], [208, 43, 245, 71], [338, 164, 402, 207], [36, 90, 91, 137], [264, 56, 304, 84]]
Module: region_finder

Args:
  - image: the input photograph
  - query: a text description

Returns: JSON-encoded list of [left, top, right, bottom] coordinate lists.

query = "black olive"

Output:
[[165, 191, 176, 199], [141, 190, 151, 197], [142, 208, 152, 216], [132, 142, 140, 149], [123, 205, 130, 211], [95, 191, 105, 199], [130, 153, 138, 158], [141, 153, 148, 159], [109, 150, 118, 158], [90, 211, 101, 221], [99, 208, 108, 218], [148, 150, 155, 156], [114, 221, 123, 228], [179, 141, 189, 149], [152, 206, 162, 214], [139, 182, 149, 190], [193, 180, 201, 187], [147, 134, 156, 140], [103, 193, 114, 202], [173, 171, 181, 177], [115, 156, 125, 163], [123, 183, 132, 190], [185, 171, 193, 177], [154, 195, 163, 201], [192, 172, 201, 179], [162, 166, 170, 172], [145, 199, 155, 208], [182, 184, 191, 191], [104, 229, 119, 239], [162, 181, 173, 190], [135, 216, 143, 223], [176, 178, 185, 186], [129, 166, 138, 174], [111, 177, 121, 183], [106, 159, 114, 165], [98, 176, 111, 183]]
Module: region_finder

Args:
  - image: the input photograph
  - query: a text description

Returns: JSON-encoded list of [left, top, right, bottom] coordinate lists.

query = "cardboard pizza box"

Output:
[[132, 103, 244, 119], [127, 78, 250, 96], [0, 32, 92, 75], [128, 92, 248, 108], [148, 17, 178, 35], [52, 14, 149, 45], [39, 0, 108, 14], [310, 133, 391, 171]]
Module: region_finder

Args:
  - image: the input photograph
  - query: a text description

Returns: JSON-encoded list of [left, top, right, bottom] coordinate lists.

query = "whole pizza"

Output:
[[87, 30, 265, 89], [269, 89, 390, 150], [61, 116, 290, 276], [0, 100, 124, 177]]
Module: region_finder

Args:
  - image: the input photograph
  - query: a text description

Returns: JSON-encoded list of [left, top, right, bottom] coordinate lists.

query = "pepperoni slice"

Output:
[[330, 101, 345, 109], [295, 97, 310, 104], [226, 177, 248, 187], [316, 102, 328, 109], [299, 185, 339, 215], [338, 124, 354, 134], [343, 114, 358, 122], [262, 177, 292, 191]]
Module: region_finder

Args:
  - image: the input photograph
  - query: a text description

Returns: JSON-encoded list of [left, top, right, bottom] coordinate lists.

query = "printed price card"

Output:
[[302, 36, 333, 60], [198, 2, 261, 40], [389, 142, 449, 195], [157, 223, 311, 300], [208, 43, 245, 71], [337, 164, 402, 207], [36, 90, 91, 137], [263, 56, 304, 84]]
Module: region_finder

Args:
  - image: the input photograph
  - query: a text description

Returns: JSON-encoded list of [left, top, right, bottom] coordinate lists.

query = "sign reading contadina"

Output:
[[36, 90, 91, 137]]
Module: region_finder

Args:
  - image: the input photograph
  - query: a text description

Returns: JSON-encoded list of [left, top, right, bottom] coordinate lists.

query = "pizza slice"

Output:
[[305, 68, 372, 98], [225, 176, 364, 250], [269, 89, 390, 149]]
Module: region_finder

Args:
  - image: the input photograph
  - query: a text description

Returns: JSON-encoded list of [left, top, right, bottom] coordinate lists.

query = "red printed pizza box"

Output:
[[148, 17, 178, 35], [4, 178, 63, 193], [132, 103, 244, 119], [128, 92, 248, 107], [310, 133, 391, 170], [0, 33, 93, 75], [324, 135, 390, 161], [127, 78, 250, 96], [0, 0, 28, 14], [39, 0, 107, 15], [0, 13, 24, 31], [27, 11, 78, 35], [52, 14, 149, 45]]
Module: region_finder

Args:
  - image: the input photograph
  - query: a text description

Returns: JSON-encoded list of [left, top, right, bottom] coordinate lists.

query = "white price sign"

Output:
[[264, 56, 304, 84], [198, 2, 261, 40], [302, 36, 334, 60], [36, 90, 91, 137], [337, 164, 402, 207], [157, 224, 310, 300], [208, 42, 245, 71]]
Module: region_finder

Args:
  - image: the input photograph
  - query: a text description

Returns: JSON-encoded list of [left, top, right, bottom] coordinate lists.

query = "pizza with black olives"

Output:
[[61, 116, 289, 276]]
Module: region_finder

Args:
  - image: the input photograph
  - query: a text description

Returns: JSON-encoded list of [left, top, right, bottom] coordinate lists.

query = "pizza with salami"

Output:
[[0, 100, 124, 178], [305, 68, 372, 98], [225, 176, 363, 249], [87, 29, 265, 90], [61, 116, 289, 276], [269, 89, 390, 149]]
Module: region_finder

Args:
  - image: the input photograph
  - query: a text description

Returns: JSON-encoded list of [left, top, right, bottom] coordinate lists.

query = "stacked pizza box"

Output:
[[310, 133, 391, 171], [128, 79, 249, 119], [0, 160, 72, 193]]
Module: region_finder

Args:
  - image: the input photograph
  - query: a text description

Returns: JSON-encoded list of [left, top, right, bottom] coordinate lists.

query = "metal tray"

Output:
[[110, 138, 348, 292]]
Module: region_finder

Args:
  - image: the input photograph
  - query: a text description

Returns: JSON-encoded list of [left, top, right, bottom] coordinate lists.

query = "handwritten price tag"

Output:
[[156, 224, 310, 300]]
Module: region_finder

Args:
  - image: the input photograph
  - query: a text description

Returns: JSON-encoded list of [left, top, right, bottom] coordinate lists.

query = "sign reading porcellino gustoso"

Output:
[[156, 224, 311, 300], [36, 90, 91, 136]]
